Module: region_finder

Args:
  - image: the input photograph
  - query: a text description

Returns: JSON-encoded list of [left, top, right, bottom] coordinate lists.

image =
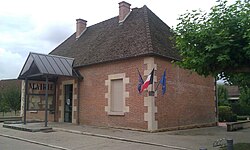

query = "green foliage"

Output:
[[220, 143, 250, 150], [231, 103, 250, 116], [237, 116, 249, 121], [217, 84, 229, 106], [229, 86, 250, 116], [1, 85, 21, 115], [239, 87, 250, 106], [226, 73, 250, 88], [173, 0, 250, 85], [0, 91, 10, 116], [219, 106, 237, 122]]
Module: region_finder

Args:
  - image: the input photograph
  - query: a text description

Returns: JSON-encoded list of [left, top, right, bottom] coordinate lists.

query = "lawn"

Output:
[[0, 111, 20, 117], [220, 143, 250, 150]]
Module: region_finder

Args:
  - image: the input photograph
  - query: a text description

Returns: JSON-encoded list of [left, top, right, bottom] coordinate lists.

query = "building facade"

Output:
[[20, 1, 216, 131]]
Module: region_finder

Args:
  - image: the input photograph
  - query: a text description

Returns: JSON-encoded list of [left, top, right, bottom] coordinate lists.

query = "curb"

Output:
[[3, 124, 52, 132], [53, 127, 190, 150], [0, 133, 71, 150]]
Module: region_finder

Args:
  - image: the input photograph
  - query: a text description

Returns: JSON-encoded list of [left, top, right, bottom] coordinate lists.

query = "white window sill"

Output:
[[108, 111, 125, 116], [29, 111, 38, 113]]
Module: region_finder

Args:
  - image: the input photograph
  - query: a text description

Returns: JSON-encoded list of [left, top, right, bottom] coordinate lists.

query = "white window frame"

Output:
[[105, 73, 129, 116]]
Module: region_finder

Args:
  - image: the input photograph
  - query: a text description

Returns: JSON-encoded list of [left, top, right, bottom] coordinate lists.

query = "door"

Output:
[[64, 84, 73, 122]]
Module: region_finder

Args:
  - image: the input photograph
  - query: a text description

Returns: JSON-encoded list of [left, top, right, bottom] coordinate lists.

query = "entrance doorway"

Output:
[[64, 84, 73, 122]]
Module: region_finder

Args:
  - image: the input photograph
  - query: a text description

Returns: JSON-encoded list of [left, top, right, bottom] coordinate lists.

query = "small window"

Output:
[[105, 73, 129, 115], [111, 79, 123, 112]]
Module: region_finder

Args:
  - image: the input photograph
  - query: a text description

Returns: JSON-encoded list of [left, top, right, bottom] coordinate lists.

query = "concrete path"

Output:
[[50, 122, 250, 149], [1, 122, 250, 150]]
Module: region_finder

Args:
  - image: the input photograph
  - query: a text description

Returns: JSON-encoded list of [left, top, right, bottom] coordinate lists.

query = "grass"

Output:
[[220, 143, 250, 150], [0, 111, 20, 117], [237, 116, 250, 121]]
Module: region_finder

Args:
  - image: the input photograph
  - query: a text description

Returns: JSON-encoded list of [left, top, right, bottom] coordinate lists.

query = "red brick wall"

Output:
[[155, 57, 216, 130], [77, 57, 148, 130], [26, 111, 54, 122], [23, 56, 216, 131]]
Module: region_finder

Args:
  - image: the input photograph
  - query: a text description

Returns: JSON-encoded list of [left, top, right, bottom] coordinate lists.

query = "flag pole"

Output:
[[137, 67, 144, 93], [137, 68, 144, 80], [149, 68, 155, 96], [155, 81, 161, 92], [155, 68, 167, 93]]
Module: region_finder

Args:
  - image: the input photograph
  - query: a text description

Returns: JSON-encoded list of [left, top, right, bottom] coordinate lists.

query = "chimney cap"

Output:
[[76, 18, 87, 23], [119, 1, 131, 6]]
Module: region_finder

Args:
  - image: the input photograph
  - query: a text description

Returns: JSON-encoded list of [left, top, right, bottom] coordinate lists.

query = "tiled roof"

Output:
[[50, 6, 180, 67], [225, 85, 240, 97]]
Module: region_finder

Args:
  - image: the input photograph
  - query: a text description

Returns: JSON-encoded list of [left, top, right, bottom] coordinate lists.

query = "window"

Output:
[[105, 73, 129, 115], [111, 79, 123, 112], [27, 81, 55, 111], [28, 95, 54, 110]]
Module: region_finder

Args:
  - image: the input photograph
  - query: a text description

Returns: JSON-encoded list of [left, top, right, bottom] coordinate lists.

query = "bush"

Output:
[[237, 116, 248, 121], [231, 103, 250, 116], [219, 106, 237, 122]]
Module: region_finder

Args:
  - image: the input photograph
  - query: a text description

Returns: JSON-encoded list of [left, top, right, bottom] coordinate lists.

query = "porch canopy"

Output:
[[18, 52, 82, 127], [18, 52, 81, 81]]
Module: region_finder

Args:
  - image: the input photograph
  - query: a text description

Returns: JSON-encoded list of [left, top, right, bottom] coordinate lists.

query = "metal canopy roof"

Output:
[[18, 52, 81, 80]]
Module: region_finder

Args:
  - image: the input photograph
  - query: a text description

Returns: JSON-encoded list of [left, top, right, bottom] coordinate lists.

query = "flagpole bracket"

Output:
[[149, 91, 155, 96]]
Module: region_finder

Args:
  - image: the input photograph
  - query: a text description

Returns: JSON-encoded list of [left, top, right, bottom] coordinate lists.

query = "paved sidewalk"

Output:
[[1, 122, 250, 150], [3, 122, 52, 132], [50, 122, 250, 149]]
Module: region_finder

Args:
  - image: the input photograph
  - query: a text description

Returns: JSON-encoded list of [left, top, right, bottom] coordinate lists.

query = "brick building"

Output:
[[19, 1, 216, 131], [0, 79, 21, 91]]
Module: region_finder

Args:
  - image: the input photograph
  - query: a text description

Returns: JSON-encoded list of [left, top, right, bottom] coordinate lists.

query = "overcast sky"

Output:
[[0, 0, 235, 80]]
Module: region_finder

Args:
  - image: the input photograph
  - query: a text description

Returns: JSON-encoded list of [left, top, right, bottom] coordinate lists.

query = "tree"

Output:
[[231, 87, 250, 116], [173, 0, 250, 86], [217, 84, 229, 106], [239, 87, 250, 106], [1, 85, 21, 115], [0, 91, 10, 116]]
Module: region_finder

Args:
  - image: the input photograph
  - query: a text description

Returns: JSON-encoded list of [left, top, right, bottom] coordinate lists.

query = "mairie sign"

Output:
[[29, 83, 53, 91]]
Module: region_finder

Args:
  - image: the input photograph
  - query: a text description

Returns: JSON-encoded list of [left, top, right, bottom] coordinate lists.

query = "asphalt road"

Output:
[[1, 122, 250, 150], [0, 136, 57, 150], [0, 124, 172, 150]]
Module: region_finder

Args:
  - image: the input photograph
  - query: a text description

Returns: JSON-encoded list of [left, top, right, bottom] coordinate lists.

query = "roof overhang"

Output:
[[18, 52, 83, 81]]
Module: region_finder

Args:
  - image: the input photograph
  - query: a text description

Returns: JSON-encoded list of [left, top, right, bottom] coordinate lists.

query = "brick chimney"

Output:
[[119, 1, 131, 23], [76, 19, 87, 39]]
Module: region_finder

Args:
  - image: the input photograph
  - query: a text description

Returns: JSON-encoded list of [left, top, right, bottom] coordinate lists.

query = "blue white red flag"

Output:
[[140, 68, 154, 93], [137, 68, 144, 93]]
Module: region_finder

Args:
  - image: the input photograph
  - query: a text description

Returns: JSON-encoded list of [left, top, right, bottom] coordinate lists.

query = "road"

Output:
[[1, 122, 250, 150], [0, 124, 172, 150], [0, 136, 57, 150]]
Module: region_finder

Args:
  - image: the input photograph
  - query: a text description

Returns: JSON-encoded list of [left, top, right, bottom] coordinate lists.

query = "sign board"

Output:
[[27, 81, 55, 111]]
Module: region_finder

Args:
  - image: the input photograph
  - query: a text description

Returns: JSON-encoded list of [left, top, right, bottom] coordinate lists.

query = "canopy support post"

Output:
[[23, 78, 28, 125], [45, 76, 48, 127]]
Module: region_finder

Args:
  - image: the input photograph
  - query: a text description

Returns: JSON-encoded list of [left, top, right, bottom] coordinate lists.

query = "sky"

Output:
[[0, 0, 235, 80]]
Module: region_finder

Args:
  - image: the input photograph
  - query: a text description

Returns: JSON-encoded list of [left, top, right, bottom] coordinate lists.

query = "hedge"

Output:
[[219, 106, 237, 122]]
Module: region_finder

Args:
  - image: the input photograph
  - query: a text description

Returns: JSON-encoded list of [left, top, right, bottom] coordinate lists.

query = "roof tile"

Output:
[[50, 5, 180, 67]]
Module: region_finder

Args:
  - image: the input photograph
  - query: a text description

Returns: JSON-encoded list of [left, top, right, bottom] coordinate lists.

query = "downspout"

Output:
[[215, 78, 218, 125]]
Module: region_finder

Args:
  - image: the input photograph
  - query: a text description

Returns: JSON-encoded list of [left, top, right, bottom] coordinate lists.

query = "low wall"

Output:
[[227, 120, 250, 131]]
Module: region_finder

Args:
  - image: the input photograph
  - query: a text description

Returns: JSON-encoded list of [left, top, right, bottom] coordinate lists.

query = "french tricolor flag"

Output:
[[140, 68, 154, 93]]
